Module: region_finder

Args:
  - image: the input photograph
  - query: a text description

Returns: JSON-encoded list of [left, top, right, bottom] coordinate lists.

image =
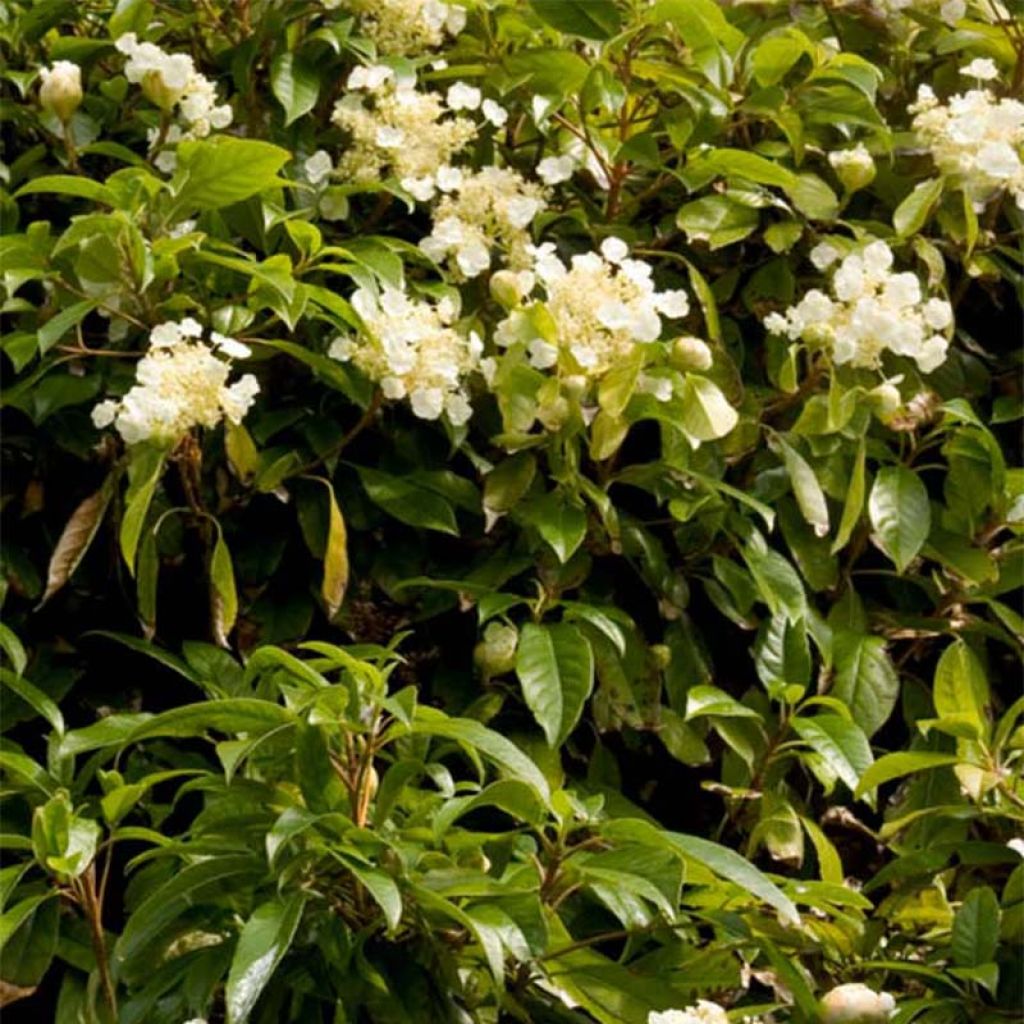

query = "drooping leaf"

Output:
[[516, 622, 595, 747], [225, 895, 306, 1024], [868, 465, 930, 573]]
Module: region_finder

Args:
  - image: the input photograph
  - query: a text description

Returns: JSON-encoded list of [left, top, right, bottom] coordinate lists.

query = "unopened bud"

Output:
[[39, 61, 82, 123], [819, 983, 896, 1024], [671, 336, 713, 372], [828, 144, 876, 194], [870, 382, 902, 416], [489, 270, 533, 309], [474, 622, 518, 677]]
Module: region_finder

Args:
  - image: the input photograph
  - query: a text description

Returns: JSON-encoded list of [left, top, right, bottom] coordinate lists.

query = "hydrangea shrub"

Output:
[[1, 1, 1022, 1022]]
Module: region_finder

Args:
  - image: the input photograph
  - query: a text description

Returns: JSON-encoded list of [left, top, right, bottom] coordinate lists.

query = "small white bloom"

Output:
[[91, 400, 118, 428], [600, 236, 630, 264], [1008, 838, 1024, 857], [482, 98, 508, 127], [941, 0, 966, 22], [435, 164, 463, 192], [528, 338, 559, 369], [401, 175, 437, 202], [304, 150, 333, 185], [537, 155, 576, 185], [811, 242, 841, 270], [960, 58, 1000, 81], [446, 81, 481, 110], [410, 386, 445, 420], [328, 336, 355, 362], [654, 290, 690, 319], [210, 333, 252, 359]]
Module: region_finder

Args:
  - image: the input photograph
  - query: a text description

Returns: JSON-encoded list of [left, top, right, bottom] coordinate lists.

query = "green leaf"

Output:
[[933, 640, 989, 734], [678, 375, 738, 442], [516, 622, 595, 747], [603, 819, 800, 926], [685, 684, 763, 720], [855, 751, 961, 797], [356, 466, 459, 535], [120, 445, 168, 574], [126, 699, 295, 743], [831, 633, 899, 738], [894, 178, 944, 238], [116, 855, 261, 966], [411, 707, 551, 805], [226, 895, 306, 1024], [773, 435, 829, 538], [343, 860, 401, 932], [318, 480, 349, 620], [169, 137, 291, 215], [270, 52, 320, 126], [868, 465, 931, 573], [210, 525, 238, 647], [15, 176, 118, 205], [530, 0, 622, 39], [677, 195, 759, 249], [37, 300, 97, 355], [0, 669, 64, 735], [951, 886, 1000, 968], [792, 714, 873, 797], [654, 0, 743, 86], [832, 435, 866, 554], [751, 29, 812, 87], [0, 895, 56, 954], [528, 490, 587, 563]]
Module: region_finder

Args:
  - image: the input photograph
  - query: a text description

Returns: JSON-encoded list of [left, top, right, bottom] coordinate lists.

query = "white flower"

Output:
[[117, 33, 232, 146], [1008, 838, 1024, 857], [348, 64, 394, 91], [447, 81, 481, 110], [347, 0, 467, 55], [304, 149, 334, 185], [600, 237, 629, 264], [210, 332, 252, 360], [38, 60, 82, 122], [482, 98, 508, 127], [410, 386, 444, 419], [330, 286, 480, 424], [649, 1001, 729, 1024], [960, 58, 1000, 81], [811, 242, 841, 270], [528, 338, 559, 369], [913, 82, 1024, 208], [418, 167, 546, 279], [819, 983, 896, 1023], [435, 164, 463, 192], [499, 240, 693, 385], [764, 241, 954, 374], [333, 77, 477, 199], [672, 336, 713, 372], [537, 154, 576, 185], [940, 0, 966, 22], [92, 320, 258, 444]]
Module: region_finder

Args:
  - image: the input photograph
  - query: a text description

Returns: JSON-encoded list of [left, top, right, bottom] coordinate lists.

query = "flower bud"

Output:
[[828, 144, 876, 194], [670, 336, 713, 372], [537, 395, 570, 432], [39, 61, 82, 123], [870, 382, 902, 416], [649, 644, 671, 669], [819, 983, 896, 1024], [489, 270, 527, 309], [141, 68, 185, 112], [474, 622, 518, 677]]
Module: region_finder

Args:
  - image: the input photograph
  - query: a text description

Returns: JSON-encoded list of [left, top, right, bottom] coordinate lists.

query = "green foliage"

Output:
[[1, 0, 1023, 1022]]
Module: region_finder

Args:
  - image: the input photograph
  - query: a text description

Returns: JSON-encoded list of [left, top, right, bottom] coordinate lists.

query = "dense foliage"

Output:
[[1, 1, 1023, 1022]]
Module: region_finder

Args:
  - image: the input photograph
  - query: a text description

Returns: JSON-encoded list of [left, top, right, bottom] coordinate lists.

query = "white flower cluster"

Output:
[[342, 0, 467, 56], [331, 66, 484, 201], [116, 33, 232, 169], [92, 319, 258, 445], [649, 1001, 729, 1024], [329, 288, 481, 424], [494, 238, 690, 379], [911, 70, 1024, 211], [871, 0, 966, 24], [764, 240, 953, 374], [420, 167, 546, 278]]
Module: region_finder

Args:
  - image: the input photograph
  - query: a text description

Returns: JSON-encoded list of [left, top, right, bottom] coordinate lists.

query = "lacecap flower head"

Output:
[[92, 319, 258, 445]]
